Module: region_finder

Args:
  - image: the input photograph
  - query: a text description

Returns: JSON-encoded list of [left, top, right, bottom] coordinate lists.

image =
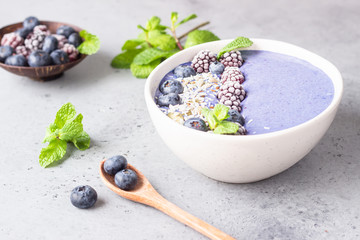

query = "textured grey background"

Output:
[[0, 0, 359, 239]]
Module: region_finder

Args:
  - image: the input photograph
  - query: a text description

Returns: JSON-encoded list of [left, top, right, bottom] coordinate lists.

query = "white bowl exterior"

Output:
[[145, 39, 343, 183]]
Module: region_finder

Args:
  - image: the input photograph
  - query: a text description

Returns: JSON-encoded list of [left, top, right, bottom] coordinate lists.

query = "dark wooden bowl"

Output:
[[0, 21, 87, 81]]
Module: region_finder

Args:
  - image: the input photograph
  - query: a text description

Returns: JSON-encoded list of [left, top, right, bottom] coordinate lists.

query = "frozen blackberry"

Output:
[[24, 32, 46, 51], [209, 61, 225, 75], [174, 65, 196, 78], [23, 16, 39, 30], [220, 67, 245, 84], [233, 122, 247, 135], [52, 34, 68, 48], [219, 50, 243, 68], [62, 43, 79, 61], [28, 50, 52, 67], [15, 28, 32, 39], [191, 50, 216, 73], [56, 25, 75, 38], [15, 46, 31, 58], [50, 50, 69, 65], [218, 81, 246, 112], [5, 55, 27, 66], [0, 46, 14, 63], [68, 32, 82, 48], [1, 32, 24, 49], [42, 36, 58, 53], [33, 25, 51, 36]]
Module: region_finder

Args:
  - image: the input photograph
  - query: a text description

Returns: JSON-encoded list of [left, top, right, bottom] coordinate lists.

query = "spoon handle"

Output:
[[148, 193, 236, 240]]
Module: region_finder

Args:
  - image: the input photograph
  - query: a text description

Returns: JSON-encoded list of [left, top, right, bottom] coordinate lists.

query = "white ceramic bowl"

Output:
[[144, 39, 343, 183]]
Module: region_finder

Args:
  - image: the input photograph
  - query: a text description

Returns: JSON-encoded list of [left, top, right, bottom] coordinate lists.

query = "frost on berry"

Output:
[[220, 67, 245, 84], [24, 33, 46, 51], [15, 46, 31, 58], [52, 34, 68, 48], [217, 80, 246, 112], [220, 50, 243, 68], [33, 25, 51, 36], [1, 32, 24, 49], [191, 50, 217, 73], [62, 43, 79, 61]]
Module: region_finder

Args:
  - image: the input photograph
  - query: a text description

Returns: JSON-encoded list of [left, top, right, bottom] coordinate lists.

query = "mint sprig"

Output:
[[217, 37, 253, 59], [39, 103, 90, 168], [184, 30, 220, 49], [202, 104, 239, 135], [77, 30, 100, 55]]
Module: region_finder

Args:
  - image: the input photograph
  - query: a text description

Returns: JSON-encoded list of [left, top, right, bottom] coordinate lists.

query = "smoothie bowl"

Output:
[[144, 39, 343, 183]]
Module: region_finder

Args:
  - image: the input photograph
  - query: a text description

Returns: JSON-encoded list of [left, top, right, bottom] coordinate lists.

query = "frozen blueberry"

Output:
[[56, 25, 75, 38], [42, 36, 58, 54], [4, 55, 27, 66], [209, 61, 225, 75], [104, 155, 128, 176], [159, 79, 184, 95], [50, 50, 69, 65], [174, 65, 196, 78], [28, 50, 52, 67], [115, 169, 138, 191], [23, 16, 39, 30], [227, 109, 245, 126], [70, 185, 97, 209], [68, 32, 82, 48], [0, 46, 14, 63], [157, 93, 181, 107], [15, 27, 32, 38], [184, 118, 208, 132]]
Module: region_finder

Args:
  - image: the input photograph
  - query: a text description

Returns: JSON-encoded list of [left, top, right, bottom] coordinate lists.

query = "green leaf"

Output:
[[72, 131, 90, 151], [171, 12, 178, 24], [39, 139, 67, 168], [202, 108, 218, 130], [133, 48, 176, 65], [217, 37, 253, 59], [177, 14, 197, 27], [111, 49, 144, 69], [213, 104, 230, 121], [148, 33, 176, 51], [54, 103, 76, 129], [214, 121, 239, 135], [184, 30, 220, 49], [130, 59, 161, 78], [146, 16, 161, 30], [121, 39, 145, 50], [58, 114, 84, 142], [77, 30, 100, 55], [137, 25, 147, 32]]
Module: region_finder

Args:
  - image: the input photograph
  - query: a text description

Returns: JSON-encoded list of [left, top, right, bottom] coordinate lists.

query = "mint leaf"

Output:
[[146, 16, 161, 30], [133, 48, 176, 65], [72, 131, 90, 151], [177, 14, 197, 26], [217, 37, 253, 59], [77, 30, 100, 55], [59, 114, 83, 141], [43, 123, 58, 143], [184, 30, 220, 49], [39, 139, 67, 168], [213, 104, 230, 121], [111, 49, 144, 69], [122, 39, 145, 50], [213, 121, 239, 135], [130, 59, 161, 78], [148, 33, 176, 51], [171, 12, 178, 25], [202, 108, 218, 130], [137, 25, 147, 32], [54, 103, 76, 129]]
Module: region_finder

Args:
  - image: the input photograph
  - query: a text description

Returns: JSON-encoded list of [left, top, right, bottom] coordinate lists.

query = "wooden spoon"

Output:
[[99, 160, 236, 240]]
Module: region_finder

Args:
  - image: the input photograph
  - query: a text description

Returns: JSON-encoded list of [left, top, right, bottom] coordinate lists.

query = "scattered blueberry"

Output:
[[104, 155, 128, 176], [209, 61, 225, 75], [23, 16, 39, 30], [227, 109, 245, 126], [42, 36, 58, 54], [114, 169, 138, 191], [157, 93, 181, 107], [4, 55, 27, 66], [50, 50, 69, 65], [184, 118, 208, 132], [68, 32, 82, 48], [56, 25, 75, 38], [70, 185, 97, 209], [0, 46, 14, 63], [15, 27, 31, 38], [174, 65, 196, 78], [159, 79, 184, 95], [28, 50, 52, 67]]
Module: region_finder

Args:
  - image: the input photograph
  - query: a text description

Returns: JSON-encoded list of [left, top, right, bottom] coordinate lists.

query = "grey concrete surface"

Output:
[[0, 0, 359, 239]]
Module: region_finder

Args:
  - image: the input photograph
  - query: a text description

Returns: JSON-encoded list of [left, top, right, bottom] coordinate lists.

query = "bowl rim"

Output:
[[144, 38, 344, 140]]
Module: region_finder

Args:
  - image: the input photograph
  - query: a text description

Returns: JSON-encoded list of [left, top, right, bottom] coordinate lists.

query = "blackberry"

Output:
[[234, 122, 247, 135], [220, 67, 245, 84], [33, 25, 51, 36], [24, 32, 46, 51], [15, 46, 31, 58], [218, 81, 246, 112], [191, 50, 216, 73], [0, 46, 14, 63], [1, 32, 24, 49], [219, 50, 243, 68], [52, 34, 68, 48], [62, 43, 79, 61]]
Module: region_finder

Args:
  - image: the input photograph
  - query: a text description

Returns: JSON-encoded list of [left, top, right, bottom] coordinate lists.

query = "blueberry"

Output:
[[184, 118, 208, 132], [42, 36, 58, 54], [157, 93, 181, 107], [23, 16, 39, 30], [0, 46, 14, 63], [70, 185, 97, 209], [15, 27, 31, 38], [104, 155, 128, 176], [114, 169, 138, 191], [159, 79, 184, 95], [174, 65, 196, 78], [56, 25, 75, 38], [4, 55, 27, 66], [28, 50, 52, 67], [68, 32, 82, 48], [227, 109, 245, 126], [50, 50, 69, 65], [209, 62, 225, 75]]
